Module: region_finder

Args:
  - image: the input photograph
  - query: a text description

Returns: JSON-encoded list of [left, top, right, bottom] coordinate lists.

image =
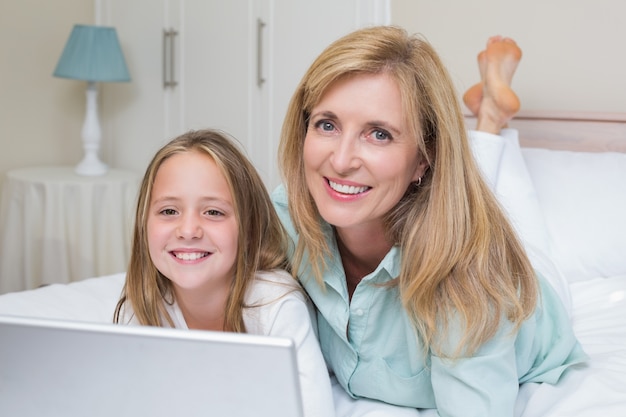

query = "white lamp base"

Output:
[[76, 82, 108, 176], [75, 153, 108, 176]]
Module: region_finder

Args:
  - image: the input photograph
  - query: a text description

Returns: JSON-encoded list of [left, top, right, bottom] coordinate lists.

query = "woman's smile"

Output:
[[303, 72, 427, 232]]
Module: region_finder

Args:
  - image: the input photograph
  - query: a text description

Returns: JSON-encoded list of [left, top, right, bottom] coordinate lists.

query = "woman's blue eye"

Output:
[[316, 120, 335, 132], [373, 129, 390, 141]]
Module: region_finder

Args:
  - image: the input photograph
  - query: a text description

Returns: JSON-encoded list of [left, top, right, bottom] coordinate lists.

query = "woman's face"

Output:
[[147, 151, 238, 296], [303, 72, 428, 234]]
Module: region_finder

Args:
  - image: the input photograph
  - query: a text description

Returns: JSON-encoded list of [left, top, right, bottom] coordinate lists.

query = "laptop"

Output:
[[0, 314, 303, 417]]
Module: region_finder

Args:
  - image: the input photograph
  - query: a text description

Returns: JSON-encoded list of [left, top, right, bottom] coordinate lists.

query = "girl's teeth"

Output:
[[175, 252, 207, 260]]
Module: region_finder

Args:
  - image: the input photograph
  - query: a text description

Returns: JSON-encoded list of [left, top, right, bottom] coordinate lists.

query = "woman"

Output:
[[272, 26, 586, 417]]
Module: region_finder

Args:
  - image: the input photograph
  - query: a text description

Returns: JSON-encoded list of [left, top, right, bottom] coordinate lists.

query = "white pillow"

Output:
[[522, 148, 626, 283]]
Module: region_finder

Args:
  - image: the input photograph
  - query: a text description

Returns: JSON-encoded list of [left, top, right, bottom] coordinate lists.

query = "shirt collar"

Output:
[[323, 225, 402, 289]]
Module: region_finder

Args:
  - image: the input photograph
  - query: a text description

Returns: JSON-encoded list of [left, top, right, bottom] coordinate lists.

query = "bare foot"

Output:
[[463, 36, 498, 115], [462, 48, 487, 115], [476, 36, 522, 133]]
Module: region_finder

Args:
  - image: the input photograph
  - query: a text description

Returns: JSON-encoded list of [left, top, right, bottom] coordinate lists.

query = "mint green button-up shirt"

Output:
[[272, 184, 587, 417]]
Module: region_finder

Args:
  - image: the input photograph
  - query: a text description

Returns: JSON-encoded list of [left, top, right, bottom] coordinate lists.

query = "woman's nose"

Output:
[[329, 134, 361, 173]]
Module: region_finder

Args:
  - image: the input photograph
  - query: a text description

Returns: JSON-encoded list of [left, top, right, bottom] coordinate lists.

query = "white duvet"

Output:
[[0, 273, 625, 416]]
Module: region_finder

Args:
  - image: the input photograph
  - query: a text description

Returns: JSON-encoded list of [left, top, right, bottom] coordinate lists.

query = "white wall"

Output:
[[391, 0, 626, 114], [0, 0, 94, 186], [1, 0, 624, 194]]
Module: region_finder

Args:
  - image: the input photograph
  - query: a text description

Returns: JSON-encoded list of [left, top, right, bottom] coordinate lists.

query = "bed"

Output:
[[1, 111, 625, 416]]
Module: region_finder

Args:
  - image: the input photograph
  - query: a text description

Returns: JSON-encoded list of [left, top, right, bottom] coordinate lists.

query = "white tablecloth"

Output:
[[0, 166, 139, 294]]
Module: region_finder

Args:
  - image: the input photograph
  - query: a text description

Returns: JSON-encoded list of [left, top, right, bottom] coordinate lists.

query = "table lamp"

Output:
[[53, 24, 131, 176]]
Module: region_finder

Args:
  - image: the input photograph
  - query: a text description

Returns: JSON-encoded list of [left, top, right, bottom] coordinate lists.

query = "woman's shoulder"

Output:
[[270, 184, 288, 206]]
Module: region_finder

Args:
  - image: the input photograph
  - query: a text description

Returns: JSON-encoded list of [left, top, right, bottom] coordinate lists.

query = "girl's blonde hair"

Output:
[[114, 129, 290, 332], [279, 25, 537, 357]]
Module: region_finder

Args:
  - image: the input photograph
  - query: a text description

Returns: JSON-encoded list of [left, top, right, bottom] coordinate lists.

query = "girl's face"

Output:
[[147, 151, 238, 295], [303, 72, 428, 234]]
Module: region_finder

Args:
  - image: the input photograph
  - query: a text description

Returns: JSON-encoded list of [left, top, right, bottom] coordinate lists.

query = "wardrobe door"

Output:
[[101, 0, 255, 176], [100, 0, 180, 174], [100, 0, 384, 184], [180, 2, 253, 142], [263, 0, 364, 188]]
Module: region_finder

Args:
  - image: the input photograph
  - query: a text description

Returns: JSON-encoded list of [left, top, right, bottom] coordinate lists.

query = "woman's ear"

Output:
[[412, 156, 430, 182]]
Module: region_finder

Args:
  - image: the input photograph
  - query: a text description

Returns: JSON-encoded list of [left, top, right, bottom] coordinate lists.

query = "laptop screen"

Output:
[[0, 314, 303, 417]]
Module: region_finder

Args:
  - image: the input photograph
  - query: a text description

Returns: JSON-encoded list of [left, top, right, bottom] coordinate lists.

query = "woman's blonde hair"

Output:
[[279, 25, 537, 357], [114, 129, 290, 332]]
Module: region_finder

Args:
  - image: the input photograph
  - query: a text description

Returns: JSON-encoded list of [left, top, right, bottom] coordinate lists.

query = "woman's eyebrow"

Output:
[[309, 110, 337, 120], [364, 120, 402, 135]]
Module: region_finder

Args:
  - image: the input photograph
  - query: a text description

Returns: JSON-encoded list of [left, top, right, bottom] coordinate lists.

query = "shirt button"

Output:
[[354, 309, 364, 316]]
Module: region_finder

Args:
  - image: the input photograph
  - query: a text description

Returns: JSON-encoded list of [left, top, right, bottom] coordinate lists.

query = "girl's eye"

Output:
[[160, 208, 177, 216], [206, 209, 224, 217]]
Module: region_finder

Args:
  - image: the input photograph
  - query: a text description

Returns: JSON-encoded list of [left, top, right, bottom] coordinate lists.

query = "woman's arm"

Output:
[[430, 320, 519, 417]]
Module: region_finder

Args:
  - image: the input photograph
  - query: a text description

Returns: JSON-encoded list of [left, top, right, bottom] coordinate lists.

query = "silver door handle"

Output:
[[163, 28, 178, 89], [257, 19, 266, 87]]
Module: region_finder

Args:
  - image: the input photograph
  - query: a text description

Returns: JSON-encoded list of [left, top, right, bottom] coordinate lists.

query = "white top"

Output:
[[122, 270, 335, 417]]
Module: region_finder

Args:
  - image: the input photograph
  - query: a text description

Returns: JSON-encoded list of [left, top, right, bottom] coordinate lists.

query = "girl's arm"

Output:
[[244, 270, 336, 417]]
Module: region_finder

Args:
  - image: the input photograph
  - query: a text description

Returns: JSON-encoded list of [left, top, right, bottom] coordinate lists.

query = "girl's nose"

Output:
[[176, 213, 203, 239]]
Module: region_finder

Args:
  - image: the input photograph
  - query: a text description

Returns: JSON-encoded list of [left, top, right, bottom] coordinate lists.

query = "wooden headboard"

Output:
[[465, 111, 626, 153]]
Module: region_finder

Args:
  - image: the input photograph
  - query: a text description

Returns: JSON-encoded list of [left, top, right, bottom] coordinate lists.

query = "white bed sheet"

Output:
[[0, 273, 125, 323], [518, 275, 626, 417], [0, 273, 625, 416]]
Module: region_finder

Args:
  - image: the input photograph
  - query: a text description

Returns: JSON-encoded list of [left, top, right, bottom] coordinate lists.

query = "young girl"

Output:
[[114, 129, 334, 417]]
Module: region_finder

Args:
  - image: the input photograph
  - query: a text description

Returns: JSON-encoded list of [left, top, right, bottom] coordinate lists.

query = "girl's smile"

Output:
[[147, 151, 238, 295]]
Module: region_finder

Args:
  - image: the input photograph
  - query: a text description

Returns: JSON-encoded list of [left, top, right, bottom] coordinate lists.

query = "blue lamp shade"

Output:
[[53, 24, 130, 82]]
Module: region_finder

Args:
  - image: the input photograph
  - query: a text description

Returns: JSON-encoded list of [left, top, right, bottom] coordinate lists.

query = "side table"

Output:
[[0, 166, 139, 294]]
